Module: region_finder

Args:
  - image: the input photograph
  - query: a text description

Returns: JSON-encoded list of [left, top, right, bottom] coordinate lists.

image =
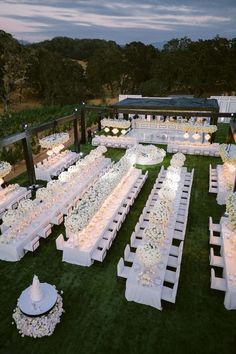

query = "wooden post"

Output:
[[22, 127, 36, 186], [73, 109, 80, 153], [210, 115, 218, 143], [80, 105, 86, 144], [98, 111, 102, 132]]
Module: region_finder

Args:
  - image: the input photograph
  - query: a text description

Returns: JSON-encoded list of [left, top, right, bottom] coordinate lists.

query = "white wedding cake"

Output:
[[30, 275, 43, 302]]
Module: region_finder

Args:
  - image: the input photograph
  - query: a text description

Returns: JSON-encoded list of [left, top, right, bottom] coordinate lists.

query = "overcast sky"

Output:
[[0, 0, 235, 44]]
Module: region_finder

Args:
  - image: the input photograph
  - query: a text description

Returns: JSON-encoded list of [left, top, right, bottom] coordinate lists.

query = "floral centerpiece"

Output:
[[65, 156, 132, 236], [101, 118, 131, 129], [219, 144, 236, 167], [170, 152, 186, 167], [136, 242, 161, 268], [149, 201, 171, 225], [158, 186, 176, 202], [143, 224, 166, 245], [0, 184, 19, 197], [133, 118, 217, 134], [39, 132, 69, 150], [126, 144, 166, 165], [226, 192, 236, 232], [0, 161, 12, 185]]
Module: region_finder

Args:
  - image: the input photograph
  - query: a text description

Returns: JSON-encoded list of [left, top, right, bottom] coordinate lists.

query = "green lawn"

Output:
[[0, 125, 236, 354]]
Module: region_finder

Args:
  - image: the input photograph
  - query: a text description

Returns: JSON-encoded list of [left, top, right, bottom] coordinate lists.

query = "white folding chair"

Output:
[[92, 247, 107, 262], [209, 217, 221, 233], [164, 266, 180, 284], [117, 258, 131, 279], [209, 248, 224, 268], [56, 234, 65, 250], [170, 241, 183, 257], [130, 232, 142, 248], [209, 229, 222, 246], [210, 268, 226, 291], [124, 244, 136, 263], [161, 282, 178, 303]]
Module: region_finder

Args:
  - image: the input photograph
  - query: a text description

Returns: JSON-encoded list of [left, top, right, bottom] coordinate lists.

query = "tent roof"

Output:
[[113, 97, 219, 112]]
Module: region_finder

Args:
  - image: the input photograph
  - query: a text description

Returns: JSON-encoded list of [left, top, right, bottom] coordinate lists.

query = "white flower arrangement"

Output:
[[158, 186, 176, 202], [65, 156, 132, 235], [0, 184, 19, 198], [101, 118, 131, 129], [126, 144, 166, 165], [219, 144, 236, 167], [13, 293, 64, 338], [0, 161, 12, 179], [162, 179, 179, 192], [143, 224, 166, 245], [170, 152, 186, 168], [39, 132, 69, 150], [2, 208, 26, 227], [149, 202, 171, 225], [226, 192, 236, 232], [133, 118, 217, 133], [137, 271, 153, 286], [136, 242, 161, 268], [167, 166, 181, 175]]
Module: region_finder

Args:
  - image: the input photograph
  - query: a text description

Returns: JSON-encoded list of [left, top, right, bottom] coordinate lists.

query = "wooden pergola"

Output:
[[0, 100, 236, 187]]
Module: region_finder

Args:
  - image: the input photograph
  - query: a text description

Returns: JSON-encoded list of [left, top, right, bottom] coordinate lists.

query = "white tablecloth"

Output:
[[217, 165, 235, 205], [167, 143, 219, 156], [35, 151, 79, 181], [220, 217, 236, 310], [0, 158, 111, 262], [63, 168, 142, 266], [0, 187, 29, 212], [125, 168, 189, 310]]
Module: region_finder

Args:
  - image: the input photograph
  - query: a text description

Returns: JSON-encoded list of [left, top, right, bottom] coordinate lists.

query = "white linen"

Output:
[[0, 186, 30, 212], [35, 150, 79, 181], [0, 158, 111, 262], [220, 217, 236, 310], [63, 168, 142, 266], [167, 143, 219, 156], [217, 165, 235, 205], [125, 167, 192, 310], [92, 135, 137, 149]]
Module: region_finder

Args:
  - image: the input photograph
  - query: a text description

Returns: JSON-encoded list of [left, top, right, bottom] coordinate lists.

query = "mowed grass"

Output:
[[0, 125, 236, 354]]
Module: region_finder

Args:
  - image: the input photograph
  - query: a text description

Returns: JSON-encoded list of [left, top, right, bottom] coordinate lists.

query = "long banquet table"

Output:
[[0, 186, 31, 217], [216, 165, 235, 205], [167, 143, 220, 156], [62, 168, 144, 266], [35, 150, 79, 181], [0, 158, 111, 262], [220, 217, 236, 310], [125, 167, 193, 310]]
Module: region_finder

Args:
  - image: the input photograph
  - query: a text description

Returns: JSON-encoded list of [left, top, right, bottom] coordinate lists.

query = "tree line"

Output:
[[1, 30, 236, 113]]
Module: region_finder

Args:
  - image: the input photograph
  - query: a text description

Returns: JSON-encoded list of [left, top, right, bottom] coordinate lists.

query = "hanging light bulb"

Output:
[[47, 150, 54, 156], [121, 129, 127, 135], [112, 128, 119, 135], [205, 133, 211, 141], [192, 132, 200, 140], [183, 132, 189, 139], [104, 127, 110, 133]]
